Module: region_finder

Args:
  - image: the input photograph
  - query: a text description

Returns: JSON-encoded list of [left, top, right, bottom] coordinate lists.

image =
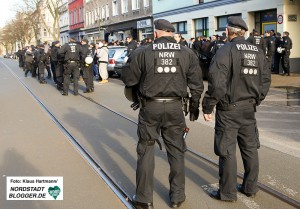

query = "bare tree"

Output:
[[21, 0, 61, 42]]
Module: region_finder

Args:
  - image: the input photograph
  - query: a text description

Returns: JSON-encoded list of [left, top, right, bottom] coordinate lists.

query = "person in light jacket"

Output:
[[97, 40, 109, 84]]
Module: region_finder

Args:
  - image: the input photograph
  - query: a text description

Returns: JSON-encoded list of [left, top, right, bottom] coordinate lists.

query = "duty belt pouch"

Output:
[[214, 127, 229, 157]]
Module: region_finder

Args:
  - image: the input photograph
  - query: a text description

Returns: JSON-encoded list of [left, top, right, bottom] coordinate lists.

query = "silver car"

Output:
[[107, 46, 127, 77]]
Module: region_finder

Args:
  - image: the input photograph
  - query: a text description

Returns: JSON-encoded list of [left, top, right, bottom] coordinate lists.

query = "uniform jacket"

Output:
[[202, 36, 271, 114], [60, 42, 82, 61], [97, 46, 108, 63], [122, 36, 204, 101], [282, 36, 292, 51]]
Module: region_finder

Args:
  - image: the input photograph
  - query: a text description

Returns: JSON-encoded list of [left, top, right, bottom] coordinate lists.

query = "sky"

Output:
[[0, 0, 21, 28]]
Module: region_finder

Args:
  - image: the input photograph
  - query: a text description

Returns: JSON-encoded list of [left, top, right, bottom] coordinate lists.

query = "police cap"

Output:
[[82, 39, 89, 44], [154, 19, 175, 32], [53, 40, 60, 46], [227, 16, 248, 31]]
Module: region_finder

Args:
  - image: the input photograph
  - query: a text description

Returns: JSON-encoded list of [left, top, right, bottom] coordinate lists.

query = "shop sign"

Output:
[[137, 19, 152, 29], [277, 15, 283, 24], [288, 15, 297, 22]]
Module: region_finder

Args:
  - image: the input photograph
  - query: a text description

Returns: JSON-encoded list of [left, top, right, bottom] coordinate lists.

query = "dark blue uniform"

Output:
[[122, 36, 204, 206], [202, 36, 271, 201]]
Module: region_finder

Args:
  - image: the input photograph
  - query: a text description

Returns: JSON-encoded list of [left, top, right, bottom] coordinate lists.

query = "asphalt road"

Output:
[[1, 57, 299, 209]]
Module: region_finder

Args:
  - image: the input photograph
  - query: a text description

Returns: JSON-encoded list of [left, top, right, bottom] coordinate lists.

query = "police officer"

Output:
[[202, 16, 271, 202], [34, 44, 48, 84], [81, 39, 94, 93], [51, 41, 62, 89], [264, 30, 275, 73], [247, 29, 266, 54], [281, 31, 293, 76], [60, 37, 82, 96], [273, 32, 283, 74], [122, 19, 204, 209], [125, 35, 138, 56]]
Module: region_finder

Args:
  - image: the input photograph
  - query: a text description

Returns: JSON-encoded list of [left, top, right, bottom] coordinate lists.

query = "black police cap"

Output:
[[154, 19, 175, 32], [227, 16, 248, 31], [53, 41, 60, 45], [82, 39, 89, 44]]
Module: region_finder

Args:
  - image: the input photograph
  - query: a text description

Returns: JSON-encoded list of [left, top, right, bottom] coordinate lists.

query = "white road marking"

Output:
[[265, 175, 298, 197], [201, 183, 260, 209]]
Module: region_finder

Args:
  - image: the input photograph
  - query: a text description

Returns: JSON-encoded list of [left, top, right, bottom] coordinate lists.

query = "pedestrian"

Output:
[[280, 31, 293, 76], [122, 19, 204, 209], [202, 16, 271, 202], [60, 37, 82, 96], [97, 40, 109, 84], [81, 39, 94, 92]]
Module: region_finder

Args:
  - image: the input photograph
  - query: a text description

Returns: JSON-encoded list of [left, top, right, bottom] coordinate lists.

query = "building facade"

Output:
[[153, 0, 300, 73], [59, 0, 70, 44], [84, 0, 153, 43], [69, 0, 85, 41]]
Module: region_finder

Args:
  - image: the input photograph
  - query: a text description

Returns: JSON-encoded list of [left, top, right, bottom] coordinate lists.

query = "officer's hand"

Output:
[[203, 114, 213, 121]]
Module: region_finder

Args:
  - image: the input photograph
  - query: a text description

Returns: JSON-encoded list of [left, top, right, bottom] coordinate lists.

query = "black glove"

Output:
[[189, 99, 200, 121]]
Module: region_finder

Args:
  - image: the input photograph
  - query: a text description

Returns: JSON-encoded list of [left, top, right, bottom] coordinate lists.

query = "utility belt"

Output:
[[67, 60, 78, 63], [141, 97, 181, 107], [217, 99, 257, 111]]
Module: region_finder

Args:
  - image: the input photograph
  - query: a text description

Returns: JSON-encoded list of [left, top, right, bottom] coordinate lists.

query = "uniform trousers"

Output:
[[38, 62, 46, 81], [63, 62, 80, 94], [82, 64, 94, 90], [215, 107, 259, 201], [136, 100, 186, 204], [56, 62, 64, 89], [281, 51, 290, 75], [25, 62, 33, 76]]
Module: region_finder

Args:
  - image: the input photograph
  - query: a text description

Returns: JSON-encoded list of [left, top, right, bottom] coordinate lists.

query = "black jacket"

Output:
[[122, 36, 204, 101], [202, 36, 271, 114], [60, 42, 82, 61]]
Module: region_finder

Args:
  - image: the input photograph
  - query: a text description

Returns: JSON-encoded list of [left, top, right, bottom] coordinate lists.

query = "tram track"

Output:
[[3, 59, 300, 209], [77, 90, 300, 209]]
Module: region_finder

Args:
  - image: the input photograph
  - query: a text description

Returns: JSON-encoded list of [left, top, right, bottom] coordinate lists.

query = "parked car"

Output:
[[113, 51, 128, 77], [4, 54, 13, 59], [107, 46, 127, 77]]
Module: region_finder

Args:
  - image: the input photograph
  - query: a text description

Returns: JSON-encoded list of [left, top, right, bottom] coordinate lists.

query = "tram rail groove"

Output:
[[2, 61, 134, 209], [2, 59, 299, 208], [78, 90, 300, 209]]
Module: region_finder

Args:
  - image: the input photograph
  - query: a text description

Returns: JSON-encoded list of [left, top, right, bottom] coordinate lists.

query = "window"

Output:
[[121, 0, 128, 14], [112, 0, 118, 16], [106, 4, 109, 19], [102, 7, 106, 19], [44, 29, 47, 36], [144, 0, 149, 7], [132, 0, 140, 10], [194, 18, 208, 37], [74, 9, 77, 24], [217, 14, 241, 31], [173, 21, 187, 34], [91, 10, 94, 23], [86, 12, 89, 26]]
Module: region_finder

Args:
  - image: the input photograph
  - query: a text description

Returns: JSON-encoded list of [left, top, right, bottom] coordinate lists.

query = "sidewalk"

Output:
[[271, 73, 300, 88], [0, 60, 125, 209]]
